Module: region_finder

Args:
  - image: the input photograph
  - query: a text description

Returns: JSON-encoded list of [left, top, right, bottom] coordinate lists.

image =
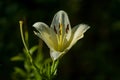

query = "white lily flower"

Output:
[[33, 10, 90, 60]]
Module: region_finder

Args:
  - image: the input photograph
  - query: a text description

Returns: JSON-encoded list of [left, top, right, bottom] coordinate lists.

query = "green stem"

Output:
[[50, 60, 59, 79], [19, 21, 41, 76], [19, 21, 29, 55]]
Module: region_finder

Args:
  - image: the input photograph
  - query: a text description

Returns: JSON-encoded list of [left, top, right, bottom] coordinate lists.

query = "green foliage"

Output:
[[11, 45, 41, 80], [11, 23, 59, 80], [11, 46, 59, 80]]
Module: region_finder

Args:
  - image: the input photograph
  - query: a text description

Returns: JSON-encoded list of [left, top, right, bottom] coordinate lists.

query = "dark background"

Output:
[[0, 0, 120, 80]]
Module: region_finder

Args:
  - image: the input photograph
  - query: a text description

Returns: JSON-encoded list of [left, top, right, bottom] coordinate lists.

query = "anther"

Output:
[[54, 25, 57, 34], [66, 24, 69, 33]]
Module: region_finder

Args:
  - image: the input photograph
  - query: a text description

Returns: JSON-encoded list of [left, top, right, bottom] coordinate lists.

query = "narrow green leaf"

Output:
[[11, 54, 24, 61], [14, 67, 26, 77], [29, 45, 38, 55]]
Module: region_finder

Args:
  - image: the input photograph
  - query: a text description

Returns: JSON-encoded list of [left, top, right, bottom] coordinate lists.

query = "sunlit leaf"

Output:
[[11, 54, 24, 61], [14, 67, 26, 77], [29, 45, 38, 55]]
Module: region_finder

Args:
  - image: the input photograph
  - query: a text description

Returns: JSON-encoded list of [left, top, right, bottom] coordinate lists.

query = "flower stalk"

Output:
[[19, 21, 41, 76]]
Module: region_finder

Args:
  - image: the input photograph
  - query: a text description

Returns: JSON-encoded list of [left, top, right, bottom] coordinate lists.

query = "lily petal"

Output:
[[67, 24, 90, 50], [50, 10, 71, 41], [50, 49, 65, 60], [33, 22, 58, 50]]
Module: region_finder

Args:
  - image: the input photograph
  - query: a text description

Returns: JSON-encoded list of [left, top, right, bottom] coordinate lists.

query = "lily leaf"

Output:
[[29, 45, 38, 55], [11, 54, 24, 61]]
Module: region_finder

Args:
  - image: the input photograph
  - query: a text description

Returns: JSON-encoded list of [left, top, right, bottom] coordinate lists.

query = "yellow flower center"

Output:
[[53, 23, 70, 52]]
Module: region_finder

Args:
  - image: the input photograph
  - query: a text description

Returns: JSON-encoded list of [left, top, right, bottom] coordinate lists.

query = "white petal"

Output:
[[67, 24, 90, 50], [50, 10, 71, 41], [50, 49, 64, 60], [33, 22, 58, 50]]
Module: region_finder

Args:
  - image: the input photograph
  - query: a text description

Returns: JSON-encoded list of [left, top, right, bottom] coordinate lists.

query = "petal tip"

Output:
[[57, 10, 67, 15], [33, 22, 41, 28], [58, 10, 66, 13], [79, 24, 90, 32]]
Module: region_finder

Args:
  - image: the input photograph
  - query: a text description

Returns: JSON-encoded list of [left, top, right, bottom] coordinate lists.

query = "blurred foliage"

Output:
[[11, 45, 41, 80], [0, 0, 120, 80], [11, 22, 59, 80]]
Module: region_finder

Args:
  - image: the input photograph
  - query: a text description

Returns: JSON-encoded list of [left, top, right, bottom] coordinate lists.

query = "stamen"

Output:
[[54, 25, 57, 34], [66, 24, 69, 33]]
